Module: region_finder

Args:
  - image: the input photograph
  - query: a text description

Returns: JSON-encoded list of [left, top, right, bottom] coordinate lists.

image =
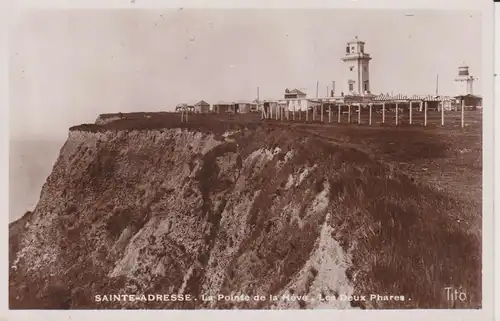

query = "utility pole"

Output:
[[436, 74, 439, 96]]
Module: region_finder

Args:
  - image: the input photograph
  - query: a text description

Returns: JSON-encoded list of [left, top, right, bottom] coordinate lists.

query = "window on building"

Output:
[[364, 81, 369, 92], [351, 46, 355, 51], [349, 66, 354, 71], [349, 83, 354, 91], [346, 46, 350, 53]]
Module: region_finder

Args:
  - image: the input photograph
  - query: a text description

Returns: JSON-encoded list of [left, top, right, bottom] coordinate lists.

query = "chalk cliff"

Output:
[[9, 115, 481, 309]]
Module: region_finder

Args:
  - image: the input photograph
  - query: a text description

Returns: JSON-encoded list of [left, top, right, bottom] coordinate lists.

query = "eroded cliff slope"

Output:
[[9, 115, 481, 309]]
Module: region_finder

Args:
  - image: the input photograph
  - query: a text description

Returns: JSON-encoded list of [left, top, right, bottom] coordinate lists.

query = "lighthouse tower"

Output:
[[341, 36, 372, 96], [454, 64, 476, 95]]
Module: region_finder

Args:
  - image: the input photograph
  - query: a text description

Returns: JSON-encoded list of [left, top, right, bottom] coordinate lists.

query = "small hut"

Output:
[[213, 101, 235, 114], [235, 100, 257, 114], [454, 94, 482, 110], [194, 100, 210, 113], [284, 88, 307, 99]]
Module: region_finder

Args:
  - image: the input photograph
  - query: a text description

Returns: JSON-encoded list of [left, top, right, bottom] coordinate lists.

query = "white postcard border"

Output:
[[0, 0, 496, 320]]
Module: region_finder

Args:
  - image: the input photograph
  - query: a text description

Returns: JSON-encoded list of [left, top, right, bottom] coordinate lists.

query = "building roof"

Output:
[[318, 97, 340, 103], [175, 103, 195, 110], [177, 102, 196, 107], [194, 100, 210, 106], [213, 101, 235, 105], [343, 91, 363, 97], [235, 100, 257, 104], [408, 94, 428, 100], [347, 36, 365, 44], [307, 100, 322, 108], [392, 94, 409, 100], [372, 94, 453, 102], [285, 88, 307, 96], [423, 95, 452, 101], [454, 94, 482, 99]]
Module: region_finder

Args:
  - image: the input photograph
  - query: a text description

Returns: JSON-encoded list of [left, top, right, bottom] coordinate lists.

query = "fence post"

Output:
[[329, 105, 332, 123], [409, 101, 412, 125], [348, 105, 351, 123], [357, 104, 361, 124], [424, 101, 428, 127], [369, 103, 372, 125], [395, 103, 399, 126], [382, 103, 385, 124], [306, 101, 309, 122], [461, 99, 465, 128], [338, 105, 341, 123], [321, 102, 324, 123], [441, 99, 444, 126]]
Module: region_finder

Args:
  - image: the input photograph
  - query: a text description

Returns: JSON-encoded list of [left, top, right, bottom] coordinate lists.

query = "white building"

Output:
[[341, 36, 372, 96], [454, 64, 477, 96]]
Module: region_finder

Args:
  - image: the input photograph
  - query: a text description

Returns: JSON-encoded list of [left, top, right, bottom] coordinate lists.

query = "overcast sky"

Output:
[[9, 9, 482, 140]]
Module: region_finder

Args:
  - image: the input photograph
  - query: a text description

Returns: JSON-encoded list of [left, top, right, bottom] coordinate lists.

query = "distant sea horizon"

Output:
[[9, 138, 64, 223]]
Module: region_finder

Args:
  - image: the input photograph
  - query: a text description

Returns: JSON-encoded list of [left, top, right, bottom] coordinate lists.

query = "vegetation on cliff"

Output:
[[10, 112, 482, 309]]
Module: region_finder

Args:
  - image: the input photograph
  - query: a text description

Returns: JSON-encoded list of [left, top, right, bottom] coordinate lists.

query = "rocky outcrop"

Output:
[[9, 122, 481, 309]]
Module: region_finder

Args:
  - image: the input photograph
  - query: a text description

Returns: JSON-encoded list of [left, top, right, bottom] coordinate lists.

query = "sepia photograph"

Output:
[[7, 6, 491, 313]]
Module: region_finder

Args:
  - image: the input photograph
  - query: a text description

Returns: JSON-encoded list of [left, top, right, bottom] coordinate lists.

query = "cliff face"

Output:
[[9, 119, 481, 309]]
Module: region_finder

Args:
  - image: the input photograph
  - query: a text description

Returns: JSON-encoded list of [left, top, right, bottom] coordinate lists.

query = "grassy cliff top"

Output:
[[72, 112, 263, 134]]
